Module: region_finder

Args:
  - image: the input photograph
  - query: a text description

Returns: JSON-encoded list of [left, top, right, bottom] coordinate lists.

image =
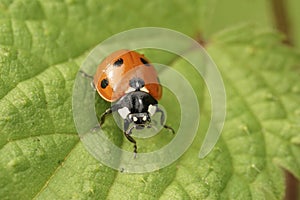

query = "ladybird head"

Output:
[[129, 112, 151, 129], [117, 105, 152, 129]]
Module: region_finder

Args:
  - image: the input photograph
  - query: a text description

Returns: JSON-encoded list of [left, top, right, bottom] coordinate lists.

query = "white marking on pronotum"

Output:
[[140, 87, 149, 93], [125, 86, 149, 94], [148, 105, 157, 116], [118, 107, 130, 119], [133, 116, 138, 122]]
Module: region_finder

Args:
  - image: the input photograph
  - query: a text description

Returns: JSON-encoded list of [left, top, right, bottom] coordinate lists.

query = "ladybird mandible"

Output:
[[81, 49, 174, 156]]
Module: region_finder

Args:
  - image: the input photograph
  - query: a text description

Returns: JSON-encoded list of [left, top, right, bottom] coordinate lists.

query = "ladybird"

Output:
[[81, 49, 174, 155]]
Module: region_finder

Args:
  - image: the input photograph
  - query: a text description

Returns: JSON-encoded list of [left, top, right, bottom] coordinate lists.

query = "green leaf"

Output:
[[206, 25, 300, 199], [1, 1, 300, 200]]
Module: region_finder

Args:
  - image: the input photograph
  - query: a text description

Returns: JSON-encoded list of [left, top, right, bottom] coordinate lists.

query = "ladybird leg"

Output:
[[79, 70, 93, 79], [156, 107, 175, 134], [99, 104, 121, 128], [79, 70, 96, 90], [124, 119, 138, 157], [163, 125, 175, 134], [99, 108, 113, 127], [156, 107, 165, 125], [90, 82, 96, 91], [124, 133, 138, 158], [93, 106, 118, 132]]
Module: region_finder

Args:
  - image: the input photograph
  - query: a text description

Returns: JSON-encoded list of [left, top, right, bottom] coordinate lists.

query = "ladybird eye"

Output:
[[113, 58, 123, 67], [101, 78, 109, 89], [142, 116, 147, 121], [140, 57, 150, 66]]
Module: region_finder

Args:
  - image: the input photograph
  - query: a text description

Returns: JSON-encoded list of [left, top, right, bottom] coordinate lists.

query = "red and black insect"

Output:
[[81, 49, 174, 155]]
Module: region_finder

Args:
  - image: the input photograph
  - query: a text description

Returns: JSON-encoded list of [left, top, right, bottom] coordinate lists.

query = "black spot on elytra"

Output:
[[140, 57, 150, 66], [113, 58, 123, 67], [101, 79, 109, 89]]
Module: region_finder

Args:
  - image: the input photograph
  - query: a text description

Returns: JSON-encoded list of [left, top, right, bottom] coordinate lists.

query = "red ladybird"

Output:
[[81, 50, 174, 155], [93, 49, 162, 102]]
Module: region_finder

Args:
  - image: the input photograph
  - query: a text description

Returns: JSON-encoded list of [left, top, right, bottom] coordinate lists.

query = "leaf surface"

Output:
[[0, 1, 299, 200]]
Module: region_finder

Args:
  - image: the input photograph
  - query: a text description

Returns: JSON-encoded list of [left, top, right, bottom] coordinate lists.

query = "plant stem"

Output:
[[284, 172, 299, 200], [270, 0, 293, 45], [271, 0, 299, 199]]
